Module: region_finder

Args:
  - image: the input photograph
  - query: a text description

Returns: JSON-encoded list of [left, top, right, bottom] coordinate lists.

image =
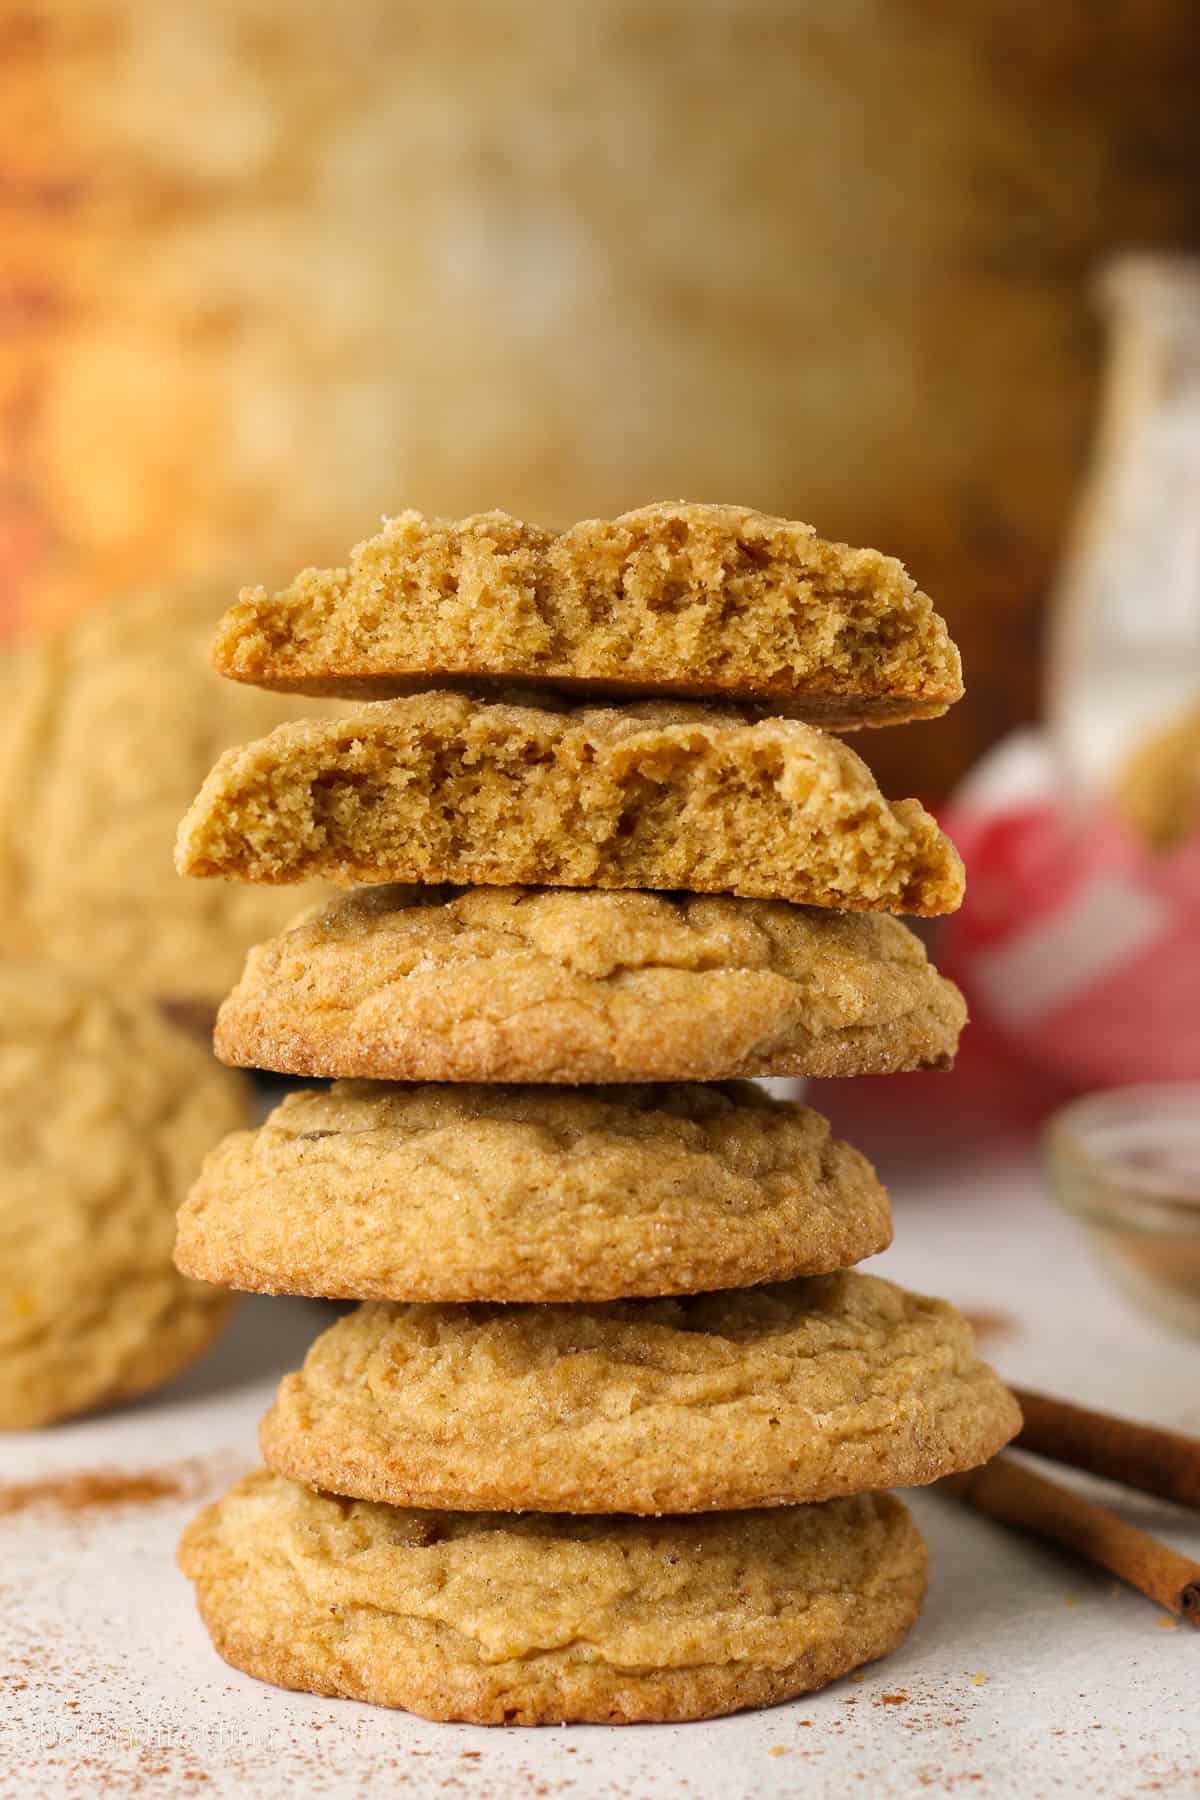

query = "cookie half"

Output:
[[214, 885, 967, 1083], [179, 1470, 927, 1724], [258, 1273, 1021, 1514], [0, 960, 246, 1429], [176, 693, 964, 915], [210, 502, 962, 728], [175, 1081, 892, 1302]]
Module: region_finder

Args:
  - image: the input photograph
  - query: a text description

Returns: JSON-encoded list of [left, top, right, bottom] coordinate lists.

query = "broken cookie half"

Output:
[[210, 502, 963, 727], [175, 691, 964, 915]]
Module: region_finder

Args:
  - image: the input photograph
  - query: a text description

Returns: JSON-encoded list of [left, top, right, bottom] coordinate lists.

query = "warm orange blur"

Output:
[[3, 2, 1198, 795]]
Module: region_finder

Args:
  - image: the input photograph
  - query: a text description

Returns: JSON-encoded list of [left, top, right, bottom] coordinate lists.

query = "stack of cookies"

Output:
[[173, 504, 1021, 1726]]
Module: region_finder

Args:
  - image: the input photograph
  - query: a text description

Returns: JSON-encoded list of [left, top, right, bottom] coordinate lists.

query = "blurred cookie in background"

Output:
[[0, 587, 339, 1018], [0, 960, 249, 1429], [1112, 697, 1200, 851]]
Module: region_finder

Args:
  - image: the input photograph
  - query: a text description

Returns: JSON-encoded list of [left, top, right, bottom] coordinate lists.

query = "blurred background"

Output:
[[6, 0, 1200, 800]]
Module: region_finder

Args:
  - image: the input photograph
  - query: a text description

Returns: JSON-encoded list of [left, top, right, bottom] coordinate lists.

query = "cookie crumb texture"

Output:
[[213, 886, 967, 1084], [176, 693, 964, 915], [0, 961, 246, 1429], [179, 1471, 927, 1724], [258, 1273, 1021, 1514], [211, 504, 962, 726], [175, 1081, 891, 1302]]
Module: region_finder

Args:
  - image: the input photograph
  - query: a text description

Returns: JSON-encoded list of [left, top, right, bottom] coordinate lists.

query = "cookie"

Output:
[[210, 502, 963, 728], [0, 960, 247, 1429], [214, 885, 967, 1084], [178, 1469, 927, 1723], [1111, 696, 1200, 850], [176, 692, 964, 915], [175, 1080, 892, 1303], [258, 1273, 1020, 1513], [0, 589, 340, 1010]]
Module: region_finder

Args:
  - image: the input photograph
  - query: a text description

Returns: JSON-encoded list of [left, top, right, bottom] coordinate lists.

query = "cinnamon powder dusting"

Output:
[[960, 1309, 1017, 1343], [0, 1456, 237, 1519]]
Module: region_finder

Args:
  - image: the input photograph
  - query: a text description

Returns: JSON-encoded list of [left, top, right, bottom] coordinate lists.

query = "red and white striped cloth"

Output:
[[939, 733, 1200, 1089]]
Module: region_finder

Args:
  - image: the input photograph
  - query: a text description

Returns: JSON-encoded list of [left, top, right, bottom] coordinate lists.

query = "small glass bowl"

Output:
[[1045, 1083, 1200, 1335]]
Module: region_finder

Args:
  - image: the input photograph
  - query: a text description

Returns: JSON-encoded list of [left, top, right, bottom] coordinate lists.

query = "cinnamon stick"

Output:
[[943, 1454, 1200, 1625], [1012, 1387, 1200, 1510]]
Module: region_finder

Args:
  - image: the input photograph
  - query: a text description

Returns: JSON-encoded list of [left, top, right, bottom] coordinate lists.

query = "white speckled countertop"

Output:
[[4, 1104, 1197, 1800]]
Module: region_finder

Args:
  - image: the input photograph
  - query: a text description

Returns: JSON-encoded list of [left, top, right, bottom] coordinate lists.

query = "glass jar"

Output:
[[1047, 255, 1200, 804], [1046, 1083, 1200, 1334]]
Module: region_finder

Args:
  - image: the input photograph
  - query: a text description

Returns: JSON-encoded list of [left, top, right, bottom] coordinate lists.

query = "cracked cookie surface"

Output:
[[210, 502, 962, 728], [176, 691, 964, 914], [258, 1272, 1020, 1513], [0, 960, 246, 1428], [175, 1080, 891, 1302], [179, 1469, 927, 1723], [214, 885, 967, 1083]]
